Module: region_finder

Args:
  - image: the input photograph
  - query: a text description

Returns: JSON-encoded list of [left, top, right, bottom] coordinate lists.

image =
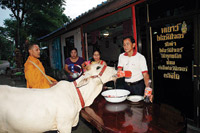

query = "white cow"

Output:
[[0, 64, 117, 133]]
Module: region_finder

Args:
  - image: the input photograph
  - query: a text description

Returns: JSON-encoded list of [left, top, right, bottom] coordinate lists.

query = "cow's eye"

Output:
[[96, 66, 101, 70]]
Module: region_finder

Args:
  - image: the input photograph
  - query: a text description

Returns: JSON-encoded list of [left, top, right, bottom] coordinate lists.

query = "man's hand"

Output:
[[149, 95, 153, 103], [117, 70, 124, 78], [144, 93, 153, 103], [144, 87, 153, 103], [50, 81, 58, 87]]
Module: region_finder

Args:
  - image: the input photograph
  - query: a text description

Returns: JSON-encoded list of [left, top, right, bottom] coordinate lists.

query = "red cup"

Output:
[[124, 71, 132, 78], [117, 71, 132, 78]]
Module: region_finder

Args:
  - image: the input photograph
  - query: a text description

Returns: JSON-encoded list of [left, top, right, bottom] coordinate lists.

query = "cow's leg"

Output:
[[57, 120, 72, 133], [72, 113, 79, 127], [57, 126, 71, 133]]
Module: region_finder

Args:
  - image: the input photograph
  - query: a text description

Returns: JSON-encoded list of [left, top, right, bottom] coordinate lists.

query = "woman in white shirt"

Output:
[[90, 49, 107, 66]]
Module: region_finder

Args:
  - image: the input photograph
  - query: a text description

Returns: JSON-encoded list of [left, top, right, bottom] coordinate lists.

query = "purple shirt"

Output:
[[65, 57, 85, 81]]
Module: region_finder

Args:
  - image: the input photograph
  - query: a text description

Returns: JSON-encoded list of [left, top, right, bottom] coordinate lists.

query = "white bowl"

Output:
[[127, 95, 144, 102], [101, 89, 130, 103]]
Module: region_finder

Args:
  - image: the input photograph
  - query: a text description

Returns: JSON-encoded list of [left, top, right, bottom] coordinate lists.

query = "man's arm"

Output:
[[117, 54, 123, 77], [143, 72, 150, 87], [47, 75, 58, 87], [143, 72, 153, 102], [47, 76, 57, 82], [117, 67, 123, 71]]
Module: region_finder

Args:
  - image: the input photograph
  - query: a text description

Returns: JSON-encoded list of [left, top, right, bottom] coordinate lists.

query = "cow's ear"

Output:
[[77, 78, 90, 88]]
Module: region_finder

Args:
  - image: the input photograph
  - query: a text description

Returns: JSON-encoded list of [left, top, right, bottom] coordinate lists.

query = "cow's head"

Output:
[[77, 64, 117, 88]]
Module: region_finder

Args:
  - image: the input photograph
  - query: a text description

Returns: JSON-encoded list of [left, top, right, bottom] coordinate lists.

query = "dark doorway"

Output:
[[64, 36, 74, 60]]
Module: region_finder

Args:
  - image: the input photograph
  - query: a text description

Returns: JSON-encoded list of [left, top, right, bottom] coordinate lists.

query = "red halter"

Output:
[[73, 65, 107, 108], [73, 81, 85, 108]]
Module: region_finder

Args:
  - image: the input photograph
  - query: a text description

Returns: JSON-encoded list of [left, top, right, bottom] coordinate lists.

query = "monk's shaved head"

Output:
[[28, 43, 38, 50], [28, 43, 40, 58]]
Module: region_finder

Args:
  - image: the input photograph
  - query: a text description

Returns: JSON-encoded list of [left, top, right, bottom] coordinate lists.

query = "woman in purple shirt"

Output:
[[64, 48, 85, 81]]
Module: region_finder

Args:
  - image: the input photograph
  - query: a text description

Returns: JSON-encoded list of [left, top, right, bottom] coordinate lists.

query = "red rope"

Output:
[[73, 81, 85, 108], [73, 65, 107, 108]]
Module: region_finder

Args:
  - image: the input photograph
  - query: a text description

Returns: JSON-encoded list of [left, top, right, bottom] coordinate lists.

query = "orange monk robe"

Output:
[[24, 56, 57, 89]]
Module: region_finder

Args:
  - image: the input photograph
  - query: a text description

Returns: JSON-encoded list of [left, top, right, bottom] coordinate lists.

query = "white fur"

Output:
[[0, 64, 117, 133]]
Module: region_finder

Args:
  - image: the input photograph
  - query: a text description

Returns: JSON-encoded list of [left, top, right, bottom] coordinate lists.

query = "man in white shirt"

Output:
[[117, 36, 151, 96]]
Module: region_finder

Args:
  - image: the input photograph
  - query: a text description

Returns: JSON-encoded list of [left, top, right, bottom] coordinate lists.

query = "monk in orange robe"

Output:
[[24, 43, 57, 88]]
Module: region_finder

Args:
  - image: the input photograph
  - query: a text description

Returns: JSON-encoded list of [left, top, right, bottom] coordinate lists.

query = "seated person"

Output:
[[24, 43, 57, 88], [90, 49, 107, 65], [64, 48, 85, 81]]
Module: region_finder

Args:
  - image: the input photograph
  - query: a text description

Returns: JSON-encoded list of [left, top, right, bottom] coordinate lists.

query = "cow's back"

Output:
[[0, 81, 81, 133], [0, 85, 58, 132]]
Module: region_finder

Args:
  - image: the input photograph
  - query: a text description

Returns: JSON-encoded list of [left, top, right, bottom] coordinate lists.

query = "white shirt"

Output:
[[118, 52, 148, 83]]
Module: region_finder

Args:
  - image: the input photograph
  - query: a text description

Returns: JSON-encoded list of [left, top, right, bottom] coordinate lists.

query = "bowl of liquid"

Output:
[[101, 89, 130, 103]]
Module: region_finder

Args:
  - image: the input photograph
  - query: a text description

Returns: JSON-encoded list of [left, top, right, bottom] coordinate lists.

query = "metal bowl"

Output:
[[101, 89, 130, 103]]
